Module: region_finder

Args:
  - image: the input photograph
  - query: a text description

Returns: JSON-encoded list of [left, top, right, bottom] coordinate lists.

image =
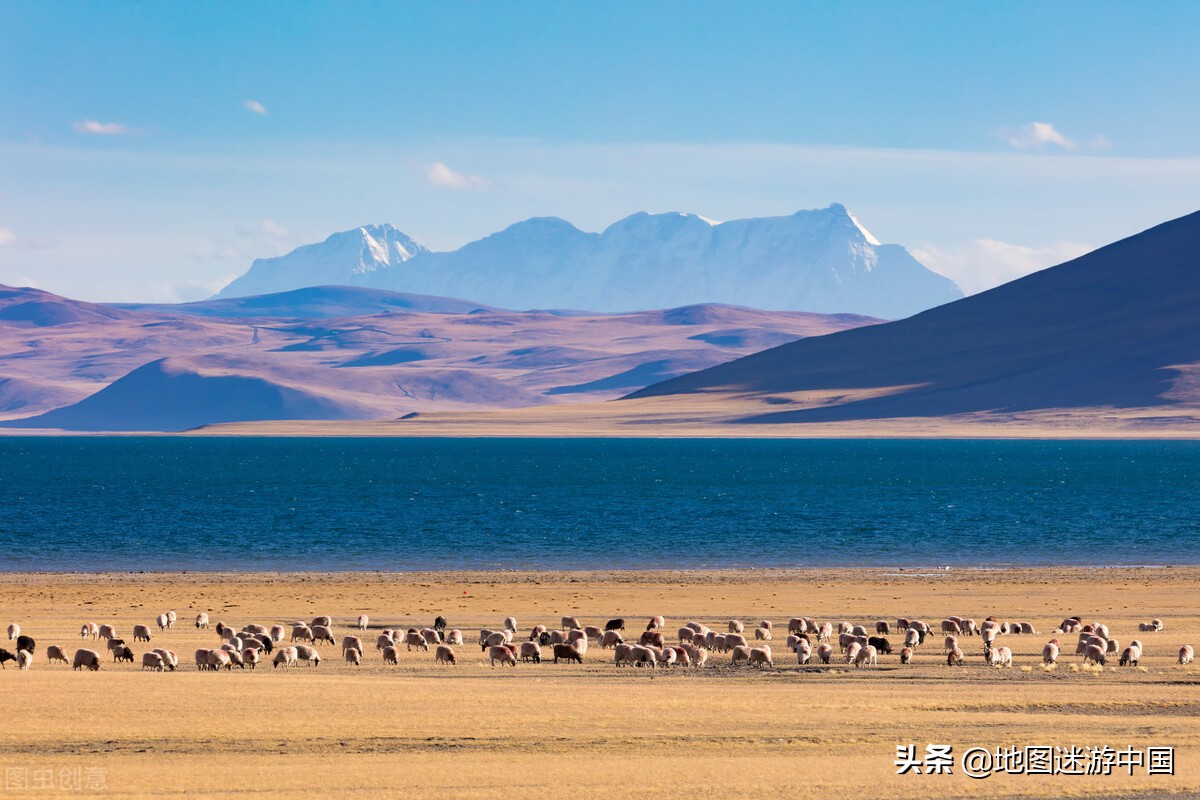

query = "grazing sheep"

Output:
[[553, 643, 583, 664], [152, 648, 178, 670], [1018, 622, 1036, 634], [1093, 623, 1110, 640], [724, 633, 747, 652], [584, 625, 604, 642], [899, 646, 913, 664], [854, 644, 877, 668], [79, 623, 98, 639], [1106, 638, 1120, 655], [946, 647, 963, 666], [357, 615, 369, 631], [796, 640, 812, 665], [156, 614, 170, 631], [166, 610, 176, 628], [567, 628, 587, 645], [1082, 643, 1107, 666], [875, 620, 890, 635], [787, 618, 804, 634], [422, 628, 443, 645], [375, 633, 395, 651], [604, 618, 625, 632], [6, 623, 19, 640], [16, 649, 32, 670], [639, 630, 664, 648], [433, 616, 448, 632], [629, 645, 657, 667], [394, 630, 423, 651], [112, 645, 134, 663], [989, 646, 1013, 667], [904, 628, 920, 648], [896, 617, 910, 632], [837, 621, 851, 635], [686, 644, 708, 668], [382, 645, 399, 665], [345, 647, 362, 666], [290, 625, 312, 643], [488, 645, 517, 667], [72, 649, 101, 671], [677, 627, 695, 643], [445, 629, 464, 645], [519, 641, 542, 663], [310, 625, 335, 645], [141, 652, 165, 671], [1043, 641, 1060, 664], [195, 613, 209, 629], [434, 644, 456, 665], [15, 635, 34, 654], [1119, 642, 1142, 667], [754, 627, 772, 641], [600, 630, 623, 650], [646, 615, 665, 631], [944, 635, 958, 653], [844, 641, 863, 664], [759, 620, 773, 631], [728, 620, 745, 634], [98, 625, 116, 641], [730, 645, 752, 666], [1152, 618, 1164, 631], [1178, 645, 1194, 665], [503, 616, 518, 633], [816, 643, 834, 664], [528, 625, 548, 641], [959, 619, 978, 636], [226, 649, 246, 669], [850, 624, 867, 638], [273, 647, 298, 669], [268, 625, 284, 642], [561, 616, 582, 631], [310, 616, 331, 629], [105, 637, 125, 653], [817, 623, 832, 643], [46, 645, 69, 665], [785, 634, 802, 653], [293, 645, 320, 666], [867, 636, 892, 655], [341, 636, 364, 656], [133, 624, 152, 643], [940, 619, 958, 634], [668, 646, 687, 667], [482, 631, 508, 651], [242, 648, 260, 669], [749, 645, 773, 668], [614, 643, 635, 667], [1060, 617, 1082, 633], [194, 648, 210, 670]]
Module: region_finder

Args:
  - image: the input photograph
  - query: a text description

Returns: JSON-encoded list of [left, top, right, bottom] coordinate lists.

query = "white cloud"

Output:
[[424, 160, 494, 190], [243, 100, 268, 115], [912, 238, 1092, 295], [0, 228, 18, 247], [151, 275, 239, 303], [71, 119, 131, 136], [259, 218, 288, 237], [1005, 121, 1076, 150]]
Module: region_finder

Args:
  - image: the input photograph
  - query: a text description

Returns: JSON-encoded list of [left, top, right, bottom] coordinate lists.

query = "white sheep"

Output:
[[17, 650, 31, 670], [79, 623, 98, 639], [816, 643, 833, 664], [488, 645, 517, 667], [904, 628, 920, 648], [944, 635, 958, 653], [434, 644, 456, 665], [613, 643, 634, 667], [166, 610, 176, 628], [375, 633, 394, 651], [291, 625, 313, 643], [445, 629, 463, 645], [844, 641, 862, 664], [1119, 642, 1142, 667], [142, 652, 165, 671], [685, 644, 708, 668], [899, 646, 913, 664], [989, 646, 1013, 667], [133, 624, 152, 642], [382, 645, 399, 665], [46, 645, 69, 665], [677, 627, 695, 643], [156, 613, 170, 631], [647, 615, 665, 631], [405, 631, 429, 651], [754, 627, 772, 641], [1178, 645, 1194, 665], [796, 639, 812, 664], [503, 616, 518, 633], [561, 616, 581, 631], [725, 633, 747, 652], [345, 647, 362, 666], [1082, 643, 1106, 666], [268, 625, 285, 642], [273, 647, 298, 669], [152, 648, 178, 670], [730, 645, 752, 666], [946, 647, 963, 666], [311, 615, 332, 628], [854, 644, 877, 668], [310, 625, 335, 645], [817, 623, 832, 643], [194, 613, 209, 629], [7, 623, 19, 640], [98, 624, 117, 641], [728, 620, 745, 633], [357, 615, 369, 630], [749, 645, 773, 668], [294, 645, 320, 666], [1042, 640, 1060, 664], [243, 648, 260, 669]]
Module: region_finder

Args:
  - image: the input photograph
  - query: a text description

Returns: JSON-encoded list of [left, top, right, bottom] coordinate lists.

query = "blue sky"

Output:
[[2, 2, 1198, 301]]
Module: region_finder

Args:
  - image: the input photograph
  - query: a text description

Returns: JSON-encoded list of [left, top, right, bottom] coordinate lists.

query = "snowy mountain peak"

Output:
[[216, 207, 963, 318]]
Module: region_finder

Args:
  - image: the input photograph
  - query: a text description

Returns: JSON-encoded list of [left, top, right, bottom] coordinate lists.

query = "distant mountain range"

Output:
[[217, 205, 963, 319], [0, 284, 876, 431], [627, 209, 1200, 427]]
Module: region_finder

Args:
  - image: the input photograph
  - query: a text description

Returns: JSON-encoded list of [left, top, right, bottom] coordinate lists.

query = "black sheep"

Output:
[[0, 649, 15, 668], [605, 618, 625, 632], [15, 635, 35, 654], [867, 636, 892, 654]]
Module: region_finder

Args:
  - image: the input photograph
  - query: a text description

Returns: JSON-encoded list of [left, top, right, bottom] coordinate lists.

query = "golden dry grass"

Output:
[[2, 568, 1199, 798]]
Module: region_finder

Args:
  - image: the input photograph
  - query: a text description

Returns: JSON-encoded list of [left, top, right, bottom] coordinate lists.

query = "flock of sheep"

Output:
[[2, 610, 1192, 675]]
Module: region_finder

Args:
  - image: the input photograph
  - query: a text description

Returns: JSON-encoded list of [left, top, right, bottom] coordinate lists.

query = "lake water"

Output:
[[1, 437, 1197, 571]]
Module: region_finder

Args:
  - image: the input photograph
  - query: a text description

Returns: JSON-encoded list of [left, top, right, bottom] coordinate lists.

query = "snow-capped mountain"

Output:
[[217, 205, 962, 318], [218, 224, 427, 299]]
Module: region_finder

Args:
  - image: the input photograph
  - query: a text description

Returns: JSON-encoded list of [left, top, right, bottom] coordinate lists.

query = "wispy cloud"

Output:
[[913, 238, 1091, 295], [0, 228, 18, 248], [1005, 121, 1076, 150], [0, 227, 52, 250], [71, 119, 132, 136], [424, 161, 494, 190], [243, 100, 268, 115]]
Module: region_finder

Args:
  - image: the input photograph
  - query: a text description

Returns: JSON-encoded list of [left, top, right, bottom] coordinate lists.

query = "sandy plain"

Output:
[[1, 568, 1198, 799]]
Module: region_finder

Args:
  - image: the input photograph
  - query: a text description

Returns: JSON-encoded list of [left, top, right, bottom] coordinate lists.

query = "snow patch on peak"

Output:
[[845, 209, 882, 246]]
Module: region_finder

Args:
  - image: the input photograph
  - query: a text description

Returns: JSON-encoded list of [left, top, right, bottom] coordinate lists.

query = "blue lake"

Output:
[[1, 437, 1197, 570]]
